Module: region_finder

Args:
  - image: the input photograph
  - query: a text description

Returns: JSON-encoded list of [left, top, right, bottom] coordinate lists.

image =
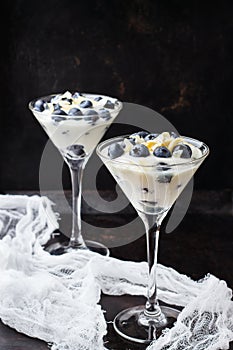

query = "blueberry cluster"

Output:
[[33, 92, 115, 124], [108, 131, 193, 160]]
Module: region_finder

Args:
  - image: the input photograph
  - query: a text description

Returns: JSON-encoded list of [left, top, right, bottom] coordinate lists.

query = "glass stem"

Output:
[[140, 211, 167, 318], [68, 158, 86, 248]]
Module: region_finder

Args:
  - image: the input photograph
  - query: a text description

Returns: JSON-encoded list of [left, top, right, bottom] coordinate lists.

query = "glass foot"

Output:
[[85, 240, 110, 256], [44, 237, 109, 256], [114, 305, 179, 344]]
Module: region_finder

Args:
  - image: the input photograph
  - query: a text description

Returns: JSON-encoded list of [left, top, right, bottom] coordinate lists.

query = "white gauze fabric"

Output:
[[0, 195, 232, 350]]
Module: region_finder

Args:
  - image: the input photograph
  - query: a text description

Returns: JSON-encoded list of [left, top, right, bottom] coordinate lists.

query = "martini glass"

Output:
[[29, 92, 122, 255], [97, 135, 209, 343]]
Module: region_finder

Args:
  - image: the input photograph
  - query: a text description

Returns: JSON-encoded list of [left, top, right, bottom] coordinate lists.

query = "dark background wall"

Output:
[[1, 0, 233, 191]]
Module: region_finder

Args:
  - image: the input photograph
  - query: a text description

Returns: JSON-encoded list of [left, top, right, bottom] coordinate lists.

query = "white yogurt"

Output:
[[99, 133, 207, 215], [30, 91, 122, 157]]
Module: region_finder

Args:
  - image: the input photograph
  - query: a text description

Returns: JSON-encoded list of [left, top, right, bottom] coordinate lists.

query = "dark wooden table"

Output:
[[0, 190, 232, 350]]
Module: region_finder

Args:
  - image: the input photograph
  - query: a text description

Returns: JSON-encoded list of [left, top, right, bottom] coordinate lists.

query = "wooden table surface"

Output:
[[0, 190, 232, 350]]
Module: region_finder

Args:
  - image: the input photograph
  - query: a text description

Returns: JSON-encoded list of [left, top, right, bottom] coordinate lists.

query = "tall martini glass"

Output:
[[29, 91, 122, 255], [97, 134, 209, 342]]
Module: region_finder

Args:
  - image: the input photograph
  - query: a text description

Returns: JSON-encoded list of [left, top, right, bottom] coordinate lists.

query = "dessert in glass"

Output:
[[97, 131, 209, 343], [29, 91, 122, 255]]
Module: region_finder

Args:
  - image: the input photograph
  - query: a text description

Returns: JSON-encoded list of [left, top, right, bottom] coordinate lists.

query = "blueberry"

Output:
[[153, 146, 171, 158], [66, 144, 86, 158], [128, 131, 149, 144], [130, 144, 150, 157], [156, 163, 173, 183], [108, 143, 124, 159], [94, 96, 103, 101], [80, 100, 93, 108], [51, 108, 67, 122], [34, 99, 45, 112], [131, 131, 149, 139], [157, 173, 173, 183], [144, 133, 159, 141], [68, 108, 82, 116], [72, 92, 82, 98], [83, 110, 99, 124], [119, 141, 126, 149], [104, 100, 115, 109], [53, 103, 61, 111], [99, 108, 111, 120], [170, 131, 179, 138], [53, 109, 67, 115], [127, 137, 136, 145], [172, 144, 192, 158]]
